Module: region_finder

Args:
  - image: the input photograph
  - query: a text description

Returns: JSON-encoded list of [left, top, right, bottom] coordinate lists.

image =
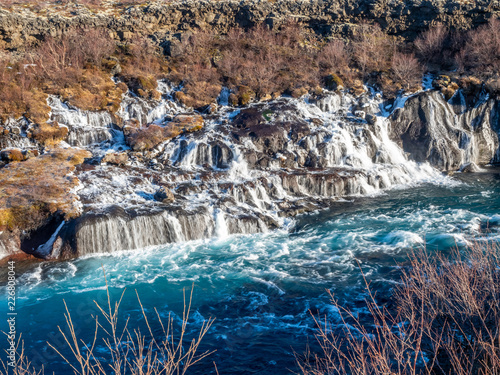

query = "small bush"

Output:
[[324, 73, 344, 91], [352, 22, 395, 77], [0, 277, 214, 375], [457, 19, 500, 78], [391, 52, 423, 92], [414, 23, 449, 65], [318, 39, 350, 74], [33, 28, 114, 84], [298, 241, 500, 375]]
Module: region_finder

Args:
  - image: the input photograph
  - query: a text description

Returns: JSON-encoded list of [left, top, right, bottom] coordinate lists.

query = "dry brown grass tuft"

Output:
[[0, 148, 91, 231]]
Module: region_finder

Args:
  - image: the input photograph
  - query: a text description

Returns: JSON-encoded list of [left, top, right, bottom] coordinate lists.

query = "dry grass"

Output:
[[297, 241, 500, 375], [127, 114, 203, 151], [0, 148, 91, 231], [0, 270, 214, 375]]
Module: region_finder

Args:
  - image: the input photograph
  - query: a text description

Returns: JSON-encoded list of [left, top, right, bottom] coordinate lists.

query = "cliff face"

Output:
[[0, 0, 498, 49]]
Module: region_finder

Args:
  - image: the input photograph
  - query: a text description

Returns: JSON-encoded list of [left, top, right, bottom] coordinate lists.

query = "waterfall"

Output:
[[14, 85, 500, 261], [215, 209, 229, 239], [119, 81, 183, 126], [48, 96, 117, 147]]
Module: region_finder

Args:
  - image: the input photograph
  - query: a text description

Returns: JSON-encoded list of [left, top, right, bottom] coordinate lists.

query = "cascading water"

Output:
[[48, 96, 117, 147], [6, 171, 500, 375], [119, 81, 183, 126], [2, 82, 500, 260]]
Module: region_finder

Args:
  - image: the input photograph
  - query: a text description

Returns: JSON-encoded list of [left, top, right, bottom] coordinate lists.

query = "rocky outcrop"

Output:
[[390, 90, 500, 171], [0, 0, 499, 50]]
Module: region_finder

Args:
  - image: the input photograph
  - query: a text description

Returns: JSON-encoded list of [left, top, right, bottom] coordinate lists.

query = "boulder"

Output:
[[1, 148, 26, 162], [102, 152, 129, 166], [127, 115, 204, 151], [459, 162, 481, 173], [366, 113, 377, 125], [325, 74, 344, 91], [153, 186, 175, 203]]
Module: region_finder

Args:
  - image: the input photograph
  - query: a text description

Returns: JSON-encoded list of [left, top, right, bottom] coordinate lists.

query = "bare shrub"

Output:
[[317, 39, 350, 74], [0, 271, 214, 375], [78, 28, 115, 67], [298, 241, 500, 375], [352, 22, 395, 77], [391, 52, 423, 91], [414, 23, 449, 65], [458, 19, 500, 78], [397, 242, 500, 374], [123, 35, 163, 76], [220, 23, 318, 96], [33, 28, 115, 85], [0, 336, 43, 375]]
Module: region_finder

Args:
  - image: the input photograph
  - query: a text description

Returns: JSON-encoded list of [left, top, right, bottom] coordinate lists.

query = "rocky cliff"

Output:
[[0, 0, 498, 50]]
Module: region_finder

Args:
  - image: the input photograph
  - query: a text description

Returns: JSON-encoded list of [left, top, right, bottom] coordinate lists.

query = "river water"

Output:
[[2, 169, 500, 374]]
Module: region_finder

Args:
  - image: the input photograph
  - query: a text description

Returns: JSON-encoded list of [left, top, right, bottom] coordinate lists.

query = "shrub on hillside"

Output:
[[391, 52, 423, 92], [414, 23, 449, 66], [351, 22, 395, 77], [457, 19, 500, 78], [33, 28, 114, 84], [319, 39, 349, 70], [170, 23, 319, 105]]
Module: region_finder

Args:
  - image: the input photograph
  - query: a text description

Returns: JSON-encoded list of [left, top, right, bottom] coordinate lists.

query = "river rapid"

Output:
[[2, 169, 500, 374]]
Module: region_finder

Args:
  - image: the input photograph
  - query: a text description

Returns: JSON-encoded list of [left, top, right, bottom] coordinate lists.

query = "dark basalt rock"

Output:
[[390, 90, 500, 170], [154, 186, 175, 203], [231, 105, 309, 158], [210, 142, 233, 169], [1, 0, 499, 52]]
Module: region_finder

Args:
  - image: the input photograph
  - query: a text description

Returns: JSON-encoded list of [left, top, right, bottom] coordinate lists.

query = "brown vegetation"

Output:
[[391, 52, 423, 92], [298, 241, 500, 375], [127, 114, 204, 151], [170, 23, 321, 106], [457, 19, 500, 78], [0, 277, 214, 375], [0, 148, 91, 231], [0, 16, 499, 135], [414, 23, 450, 66]]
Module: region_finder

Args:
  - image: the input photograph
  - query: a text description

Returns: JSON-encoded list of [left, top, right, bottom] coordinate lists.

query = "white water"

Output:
[[4, 82, 498, 259]]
